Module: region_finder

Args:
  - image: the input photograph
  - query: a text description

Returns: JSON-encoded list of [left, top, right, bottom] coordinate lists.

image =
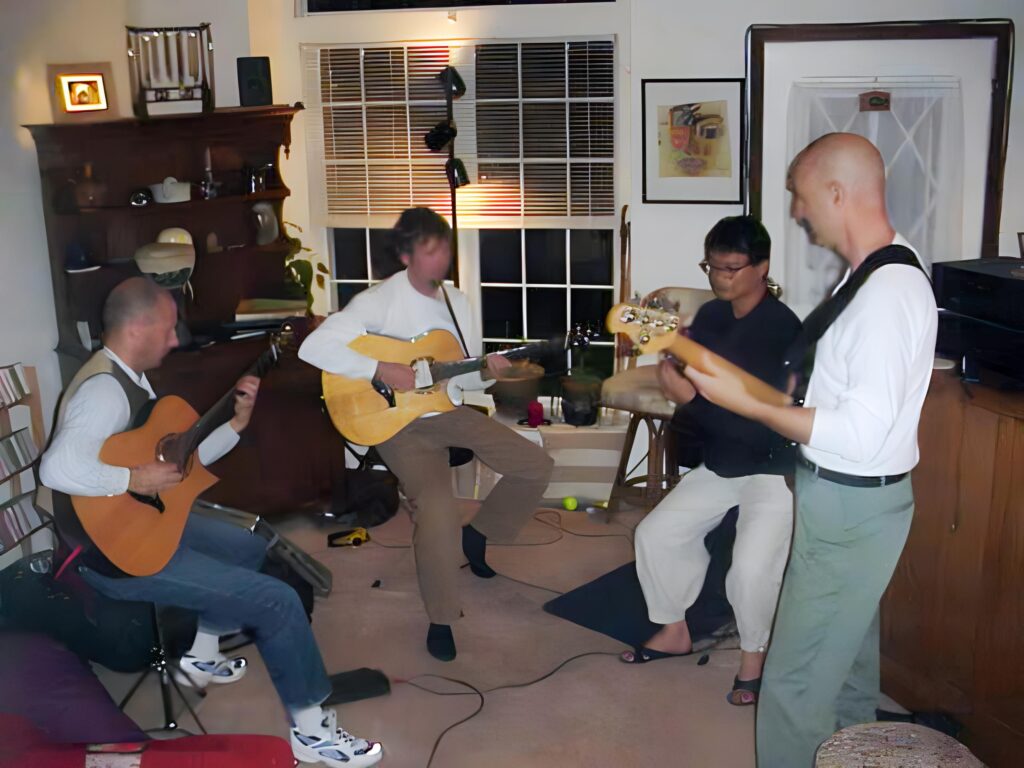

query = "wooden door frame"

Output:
[[745, 19, 1014, 257]]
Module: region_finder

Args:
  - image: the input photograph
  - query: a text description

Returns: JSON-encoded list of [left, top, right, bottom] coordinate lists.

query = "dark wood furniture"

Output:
[[882, 370, 1024, 767], [25, 106, 347, 515]]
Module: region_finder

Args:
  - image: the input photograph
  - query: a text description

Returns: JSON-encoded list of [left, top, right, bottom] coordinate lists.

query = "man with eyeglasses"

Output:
[[685, 133, 937, 766], [620, 215, 801, 710]]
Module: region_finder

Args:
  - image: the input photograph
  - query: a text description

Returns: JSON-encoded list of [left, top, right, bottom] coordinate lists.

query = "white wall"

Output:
[[0, 0, 250, 428]]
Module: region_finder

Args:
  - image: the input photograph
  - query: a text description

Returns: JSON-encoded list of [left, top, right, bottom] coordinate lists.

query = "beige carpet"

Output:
[[95, 504, 755, 767]]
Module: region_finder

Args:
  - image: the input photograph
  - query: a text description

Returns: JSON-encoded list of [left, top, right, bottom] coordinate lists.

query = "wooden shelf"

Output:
[[69, 189, 290, 217]]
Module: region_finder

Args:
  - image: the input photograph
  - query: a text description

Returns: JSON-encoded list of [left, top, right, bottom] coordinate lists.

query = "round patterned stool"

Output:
[[815, 723, 984, 767]]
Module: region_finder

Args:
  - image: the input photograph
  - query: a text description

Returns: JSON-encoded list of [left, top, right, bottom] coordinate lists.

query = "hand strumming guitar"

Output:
[[128, 461, 183, 495], [656, 357, 697, 405], [229, 375, 261, 432], [375, 361, 416, 391]]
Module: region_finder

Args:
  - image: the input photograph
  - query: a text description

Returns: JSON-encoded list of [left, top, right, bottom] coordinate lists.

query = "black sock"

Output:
[[461, 524, 496, 578], [426, 623, 456, 661]]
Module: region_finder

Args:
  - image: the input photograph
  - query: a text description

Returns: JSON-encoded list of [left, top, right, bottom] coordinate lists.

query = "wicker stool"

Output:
[[602, 365, 679, 509], [815, 723, 984, 767]]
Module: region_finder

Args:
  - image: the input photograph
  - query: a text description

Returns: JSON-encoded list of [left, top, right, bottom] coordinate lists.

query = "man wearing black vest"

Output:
[[40, 278, 382, 768], [684, 133, 937, 766]]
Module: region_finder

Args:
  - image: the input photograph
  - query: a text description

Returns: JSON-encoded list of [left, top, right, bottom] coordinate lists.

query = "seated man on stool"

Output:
[[299, 207, 553, 662], [40, 277, 382, 768], [620, 216, 801, 708]]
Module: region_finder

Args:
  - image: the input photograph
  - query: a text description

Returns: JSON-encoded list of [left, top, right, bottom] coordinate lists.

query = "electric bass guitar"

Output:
[[606, 302, 791, 407], [322, 328, 589, 446], [70, 338, 283, 577]]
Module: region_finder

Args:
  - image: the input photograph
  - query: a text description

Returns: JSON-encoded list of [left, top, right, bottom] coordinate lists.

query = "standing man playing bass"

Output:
[[299, 207, 553, 662], [683, 133, 937, 766]]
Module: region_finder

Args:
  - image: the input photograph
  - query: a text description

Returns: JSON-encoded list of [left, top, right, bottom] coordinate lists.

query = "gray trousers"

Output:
[[376, 407, 553, 623], [756, 462, 914, 768]]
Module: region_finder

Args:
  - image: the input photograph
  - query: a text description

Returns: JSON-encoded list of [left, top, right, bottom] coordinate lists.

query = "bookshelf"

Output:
[[0, 364, 50, 565]]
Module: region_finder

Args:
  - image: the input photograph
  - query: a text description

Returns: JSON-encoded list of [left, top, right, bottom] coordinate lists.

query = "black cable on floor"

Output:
[[398, 674, 484, 768]]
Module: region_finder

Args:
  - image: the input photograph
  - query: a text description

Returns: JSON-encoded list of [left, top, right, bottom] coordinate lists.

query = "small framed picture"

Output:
[[58, 73, 108, 113], [641, 78, 745, 204], [47, 62, 118, 123]]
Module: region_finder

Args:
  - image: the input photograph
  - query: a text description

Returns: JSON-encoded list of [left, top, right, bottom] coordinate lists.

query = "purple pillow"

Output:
[[0, 631, 146, 744]]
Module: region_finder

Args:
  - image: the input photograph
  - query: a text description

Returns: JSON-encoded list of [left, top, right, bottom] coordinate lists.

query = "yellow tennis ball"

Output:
[[562, 496, 578, 511]]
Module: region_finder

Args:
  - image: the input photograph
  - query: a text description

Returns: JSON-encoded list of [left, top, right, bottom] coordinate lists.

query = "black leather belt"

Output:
[[797, 455, 907, 488]]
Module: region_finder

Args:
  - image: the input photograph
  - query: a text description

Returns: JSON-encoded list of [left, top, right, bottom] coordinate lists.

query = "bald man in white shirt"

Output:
[[685, 133, 937, 767]]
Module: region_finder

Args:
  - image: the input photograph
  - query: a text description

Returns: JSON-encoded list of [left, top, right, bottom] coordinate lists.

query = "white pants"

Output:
[[635, 464, 793, 653]]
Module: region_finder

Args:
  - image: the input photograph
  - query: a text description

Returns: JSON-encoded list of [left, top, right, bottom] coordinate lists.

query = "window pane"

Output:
[[363, 48, 405, 102], [333, 229, 368, 280], [569, 230, 613, 284], [573, 343, 613, 379], [523, 103, 566, 158], [482, 287, 523, 339], [480, 230, 522, 283], [476, 104, 520, 158], [320, 48, 361, 103], [523, 164, 567, 215], [525, 230, 566, 284], [336, 282, 368, 309], [476, 44, 518, 99], [568, 40, 614, 99], [369, 229, 401, 279], [569, 102, 613, 158], [522, 43, 565, 99], [527, 287, 566, 339], [571, 288, 613, 340]]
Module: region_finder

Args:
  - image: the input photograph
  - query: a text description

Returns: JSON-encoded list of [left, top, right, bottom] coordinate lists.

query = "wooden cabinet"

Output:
[[24, 106, 348, 515], [881, 370, 1024, 767]]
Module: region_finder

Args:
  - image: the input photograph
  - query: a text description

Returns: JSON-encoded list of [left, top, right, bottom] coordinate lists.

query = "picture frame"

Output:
[[47, 62, 118, 124], [641, 78, 744, 204]]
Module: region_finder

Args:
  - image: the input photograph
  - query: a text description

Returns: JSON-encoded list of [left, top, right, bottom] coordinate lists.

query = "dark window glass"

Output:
[[569, 230, 613, 284], [482, 287, 523, 339], [480, 230, 522, 283], [333, 229, 367, 280], [527, 287, 566, 339], [572, 343, 613, 378], [336, 282, 368, 309], [521, 43, 566, 98], [369, 229, 400, 279], [571, 288, 613, 340], [475, 44, 519, 100], [525, 230, 566, 284]]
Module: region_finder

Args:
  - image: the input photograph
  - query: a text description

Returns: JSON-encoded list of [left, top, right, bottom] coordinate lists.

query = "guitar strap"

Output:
[[440, 285, 471, 357]]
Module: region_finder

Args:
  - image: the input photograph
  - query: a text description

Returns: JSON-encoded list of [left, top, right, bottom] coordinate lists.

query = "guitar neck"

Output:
[[667, 334, 791, 408], [430, 341, 552, 381]]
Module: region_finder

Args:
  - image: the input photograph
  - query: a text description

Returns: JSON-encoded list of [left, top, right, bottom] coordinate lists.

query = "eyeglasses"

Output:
[[699, 260, 753, 276]]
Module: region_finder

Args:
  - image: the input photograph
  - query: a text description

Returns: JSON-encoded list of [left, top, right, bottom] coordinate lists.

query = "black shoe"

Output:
[[427, 623, 456, 662], [461, 524, 496, 579]]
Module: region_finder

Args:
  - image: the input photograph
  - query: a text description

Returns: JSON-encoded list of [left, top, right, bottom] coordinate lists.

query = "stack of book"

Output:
[[0, 491, 47, 555], [0, 364, 29, 407], [0, 429, 38, 480]]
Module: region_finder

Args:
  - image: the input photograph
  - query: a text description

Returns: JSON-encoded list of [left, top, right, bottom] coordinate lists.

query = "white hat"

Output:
[[134, 227, 195, 289]]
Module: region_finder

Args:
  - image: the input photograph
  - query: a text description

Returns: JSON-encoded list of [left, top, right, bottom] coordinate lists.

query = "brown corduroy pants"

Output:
[[376, 407, 554, 623]]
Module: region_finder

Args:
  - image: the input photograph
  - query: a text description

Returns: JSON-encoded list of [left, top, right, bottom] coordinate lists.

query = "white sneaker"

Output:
[[174, 654, 248, 688], [291, 711, 382, 767]]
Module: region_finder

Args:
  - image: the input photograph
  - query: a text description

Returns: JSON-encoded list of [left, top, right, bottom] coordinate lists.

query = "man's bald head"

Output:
[[786, 133, 894, 263], [102, 277, 173, 334]]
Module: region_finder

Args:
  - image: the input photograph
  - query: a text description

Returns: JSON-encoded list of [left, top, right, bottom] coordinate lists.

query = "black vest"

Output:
[[46, 352, 152, 576]]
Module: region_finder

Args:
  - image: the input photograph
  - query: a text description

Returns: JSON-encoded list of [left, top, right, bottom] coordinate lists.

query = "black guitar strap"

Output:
[[786, 243, 927, 403], [440, 285, 471, 357]]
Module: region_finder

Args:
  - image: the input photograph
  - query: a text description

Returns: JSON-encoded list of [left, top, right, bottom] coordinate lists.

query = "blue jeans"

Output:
[[80, 514, 331, 710]]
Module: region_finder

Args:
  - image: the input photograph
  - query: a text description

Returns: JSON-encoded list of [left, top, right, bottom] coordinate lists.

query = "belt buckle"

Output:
[[879, 475, 887, 487]]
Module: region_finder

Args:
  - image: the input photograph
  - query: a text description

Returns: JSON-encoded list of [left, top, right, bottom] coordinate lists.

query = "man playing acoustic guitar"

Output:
[[41, 277, 382, 768], [299, 207, 553, 662]]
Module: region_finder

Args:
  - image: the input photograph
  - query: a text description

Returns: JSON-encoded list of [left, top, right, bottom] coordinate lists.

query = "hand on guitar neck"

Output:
[[375, 354, 512, 391]]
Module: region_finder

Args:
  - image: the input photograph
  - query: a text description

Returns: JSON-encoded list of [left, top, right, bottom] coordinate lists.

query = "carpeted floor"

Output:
[[94, 503, 757, 767]]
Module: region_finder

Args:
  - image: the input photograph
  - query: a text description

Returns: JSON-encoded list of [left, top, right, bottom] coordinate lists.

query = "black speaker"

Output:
[[237, 56, 273, 107]]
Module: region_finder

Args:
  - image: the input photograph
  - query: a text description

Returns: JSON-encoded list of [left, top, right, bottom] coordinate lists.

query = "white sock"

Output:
[[186, 629, 222, 661], [290, 704, 328, 737]]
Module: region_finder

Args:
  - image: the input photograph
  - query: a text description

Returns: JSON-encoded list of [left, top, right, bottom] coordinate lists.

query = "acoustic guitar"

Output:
[[606, 302, 792, 407], [70, 339, 282, 577], [322, 329, 586, 446]]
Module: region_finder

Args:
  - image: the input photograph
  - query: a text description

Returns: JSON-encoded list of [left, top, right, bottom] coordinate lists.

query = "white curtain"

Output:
[[783, 77, 964, 317]]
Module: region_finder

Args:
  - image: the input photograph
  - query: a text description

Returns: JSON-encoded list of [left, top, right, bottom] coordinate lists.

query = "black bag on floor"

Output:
[[330, 467, 400, 529]]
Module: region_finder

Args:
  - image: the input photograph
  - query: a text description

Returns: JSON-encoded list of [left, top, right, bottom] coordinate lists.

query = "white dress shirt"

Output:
[[298, 269, 487, 392], [40, 348, 240, 497], [802, 235, 938, 476]]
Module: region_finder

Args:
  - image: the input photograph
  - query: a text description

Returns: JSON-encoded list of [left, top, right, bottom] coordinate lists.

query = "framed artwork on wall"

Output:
[[47, 62, 118, 124], [641, 78, 744, 204]]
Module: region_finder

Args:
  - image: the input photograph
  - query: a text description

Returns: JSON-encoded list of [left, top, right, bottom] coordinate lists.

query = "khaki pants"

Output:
[[376, 407, 554, 623], [755, 462, 914, 767]]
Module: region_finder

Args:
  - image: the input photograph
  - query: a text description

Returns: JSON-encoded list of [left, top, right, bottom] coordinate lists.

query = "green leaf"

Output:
[[290, 259, 313, 291]]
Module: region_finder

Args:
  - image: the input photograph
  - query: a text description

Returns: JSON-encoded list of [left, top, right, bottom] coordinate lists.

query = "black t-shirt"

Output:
[[681, 295, 802, 477]]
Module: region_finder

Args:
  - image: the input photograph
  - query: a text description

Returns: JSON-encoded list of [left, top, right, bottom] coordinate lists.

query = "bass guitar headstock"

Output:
[[605, 302, 680, 355]]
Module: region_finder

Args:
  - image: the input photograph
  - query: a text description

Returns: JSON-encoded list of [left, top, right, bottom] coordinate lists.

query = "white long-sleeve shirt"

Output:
[[802, 235, 937, 476], [40, 348, 239, 497], [298, 269, 487, 391]]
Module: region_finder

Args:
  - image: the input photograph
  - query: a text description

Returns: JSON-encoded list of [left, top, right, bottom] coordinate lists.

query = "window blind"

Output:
[[303, 38, 615, 229]]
